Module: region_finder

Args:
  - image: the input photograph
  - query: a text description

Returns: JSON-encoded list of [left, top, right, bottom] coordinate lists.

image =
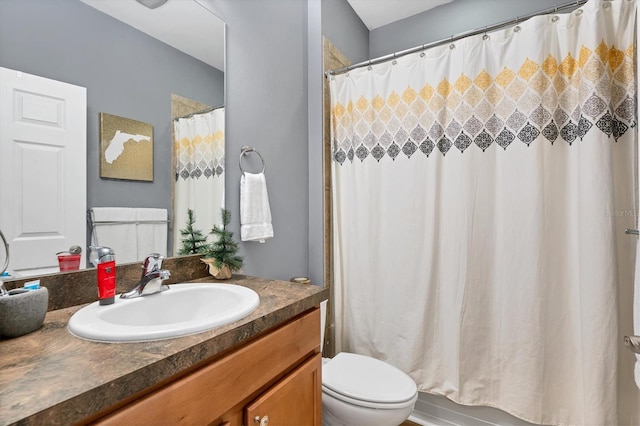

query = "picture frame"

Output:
[[99, 112, 153, 182]]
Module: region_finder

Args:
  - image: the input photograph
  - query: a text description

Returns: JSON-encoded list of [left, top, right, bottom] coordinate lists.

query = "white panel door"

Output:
[[0, 67, 86, 276]]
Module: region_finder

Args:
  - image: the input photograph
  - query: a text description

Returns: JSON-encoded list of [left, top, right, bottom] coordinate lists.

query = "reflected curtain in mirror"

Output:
[[173, 108, 225, 255]]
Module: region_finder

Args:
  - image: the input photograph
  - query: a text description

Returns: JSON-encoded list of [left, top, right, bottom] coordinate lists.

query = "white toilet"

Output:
[[320, 301, 418, 426]]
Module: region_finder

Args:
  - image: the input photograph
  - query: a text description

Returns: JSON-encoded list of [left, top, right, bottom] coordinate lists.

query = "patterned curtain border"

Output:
[[331, 41, 636, 165], [176, 133, 225, 181]]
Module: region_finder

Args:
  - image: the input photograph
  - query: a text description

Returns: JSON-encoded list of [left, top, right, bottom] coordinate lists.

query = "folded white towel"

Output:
[[91, 207, 168, 263], [90, 207, 138, 263], [240, 172, 273, 243], [135, 208, 167, 260], [635, 239, 640, 389]]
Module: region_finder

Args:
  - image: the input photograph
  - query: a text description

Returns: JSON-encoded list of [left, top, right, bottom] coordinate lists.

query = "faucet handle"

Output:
[[142, 253, 164, 275]]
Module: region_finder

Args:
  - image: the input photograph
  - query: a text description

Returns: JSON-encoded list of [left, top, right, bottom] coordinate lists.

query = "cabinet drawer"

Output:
[[95, 308, 320, 425]]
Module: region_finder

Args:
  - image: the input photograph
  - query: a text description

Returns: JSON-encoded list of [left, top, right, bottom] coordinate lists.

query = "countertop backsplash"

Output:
[[2, 254, 211, 311]]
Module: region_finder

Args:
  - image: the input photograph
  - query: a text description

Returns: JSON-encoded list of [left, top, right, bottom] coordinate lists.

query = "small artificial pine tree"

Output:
[[205, 208, 244, 272], [178, 209, 209, 255]]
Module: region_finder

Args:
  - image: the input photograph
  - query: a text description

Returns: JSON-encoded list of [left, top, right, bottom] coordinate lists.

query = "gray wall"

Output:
[[204, 0, 311, 281], [0, 0, 224, 254], [204, 0, 368, 285], [203, 0, 368, 284], [321, 0, 369, 64], [370, 0, 577, 58]]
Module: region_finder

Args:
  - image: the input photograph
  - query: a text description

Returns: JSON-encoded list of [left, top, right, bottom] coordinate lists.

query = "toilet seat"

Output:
[[322, 352, 417, 409]]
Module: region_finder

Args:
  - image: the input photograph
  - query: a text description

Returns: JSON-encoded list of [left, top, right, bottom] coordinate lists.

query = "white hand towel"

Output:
[[635, 239, 640, 389], [135, 208, 168, 260], [240, 172, 273, 243]]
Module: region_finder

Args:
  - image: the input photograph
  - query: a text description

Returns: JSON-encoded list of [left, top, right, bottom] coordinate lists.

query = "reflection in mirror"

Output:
[[0, 230, 9, 276], [173, 100, 225, 255], [0, 0, 225, 278]]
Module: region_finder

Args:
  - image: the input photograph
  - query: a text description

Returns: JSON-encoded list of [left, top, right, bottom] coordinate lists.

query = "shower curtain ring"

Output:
[[513, 16, 521, 33], [482, 27, 490, 41]]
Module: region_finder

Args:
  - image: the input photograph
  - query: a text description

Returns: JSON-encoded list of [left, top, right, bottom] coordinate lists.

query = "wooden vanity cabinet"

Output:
[[92, 308, 322, 426], [245, 354, 321, 426]]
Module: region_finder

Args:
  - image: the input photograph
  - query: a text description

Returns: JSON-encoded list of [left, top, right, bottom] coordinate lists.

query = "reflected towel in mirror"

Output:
[[90, 207, 167, 263], [90, 208, 137, 262], [136, 208, 168, 260]]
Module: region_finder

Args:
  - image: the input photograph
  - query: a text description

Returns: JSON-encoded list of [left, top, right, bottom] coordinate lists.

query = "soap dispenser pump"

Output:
[[90, 246, 116, 305]]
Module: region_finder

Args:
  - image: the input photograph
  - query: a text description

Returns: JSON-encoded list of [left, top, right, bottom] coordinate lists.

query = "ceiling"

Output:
[[80, 0, 225, 71], [80, 0, 454, 68], [347, 0, 454, 30]]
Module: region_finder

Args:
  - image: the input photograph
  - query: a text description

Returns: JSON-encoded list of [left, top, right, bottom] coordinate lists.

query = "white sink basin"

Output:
[[68, 283, 259, 343]]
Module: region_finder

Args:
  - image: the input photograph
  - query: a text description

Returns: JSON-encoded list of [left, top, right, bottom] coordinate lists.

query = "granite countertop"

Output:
[[0, 275, 328, 426]]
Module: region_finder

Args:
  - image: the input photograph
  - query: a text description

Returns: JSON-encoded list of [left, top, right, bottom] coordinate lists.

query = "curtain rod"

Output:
[[326, 0, 588, 77], [174, 104, 224, 121]]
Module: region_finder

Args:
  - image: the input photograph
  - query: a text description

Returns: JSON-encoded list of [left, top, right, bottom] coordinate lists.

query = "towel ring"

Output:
[[239, 145, 266, 175]]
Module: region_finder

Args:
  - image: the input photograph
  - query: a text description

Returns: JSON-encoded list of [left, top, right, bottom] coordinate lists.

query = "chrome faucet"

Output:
[[120, 253, 171, 299]]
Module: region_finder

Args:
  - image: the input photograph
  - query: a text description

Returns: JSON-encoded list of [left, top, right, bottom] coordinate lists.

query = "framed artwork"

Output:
[[99, 112, 153, 181]]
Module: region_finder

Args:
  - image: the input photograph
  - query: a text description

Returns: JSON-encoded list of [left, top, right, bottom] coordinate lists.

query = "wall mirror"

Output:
[[0, 0, 225, 278]]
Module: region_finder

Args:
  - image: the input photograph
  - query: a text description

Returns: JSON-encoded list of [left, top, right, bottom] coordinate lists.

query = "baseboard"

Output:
[[408, 413, 455, 426]]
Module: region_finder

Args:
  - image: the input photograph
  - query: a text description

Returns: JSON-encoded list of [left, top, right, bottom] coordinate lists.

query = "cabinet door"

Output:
[[245, 353, 322, 426]]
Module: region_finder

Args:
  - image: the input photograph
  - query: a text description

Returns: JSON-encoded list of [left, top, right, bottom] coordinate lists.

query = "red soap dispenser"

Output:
[[92, 246, 116, 305]]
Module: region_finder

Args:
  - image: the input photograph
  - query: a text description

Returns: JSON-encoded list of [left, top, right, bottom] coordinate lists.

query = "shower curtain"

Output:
[[330, 1, 639, 424], [173, 108, 225, 255]]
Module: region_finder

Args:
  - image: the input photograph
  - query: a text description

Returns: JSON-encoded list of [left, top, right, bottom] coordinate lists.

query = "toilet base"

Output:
[[322, 390, 416, 426]]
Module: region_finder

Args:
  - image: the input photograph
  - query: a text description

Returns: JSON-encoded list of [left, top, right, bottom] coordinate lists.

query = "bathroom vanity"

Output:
[[93, 309, 321, 425], [0, 270, 328, 426]]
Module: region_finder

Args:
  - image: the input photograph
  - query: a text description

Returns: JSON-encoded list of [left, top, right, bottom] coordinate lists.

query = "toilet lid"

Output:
[[322, 352, 417, 404]]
